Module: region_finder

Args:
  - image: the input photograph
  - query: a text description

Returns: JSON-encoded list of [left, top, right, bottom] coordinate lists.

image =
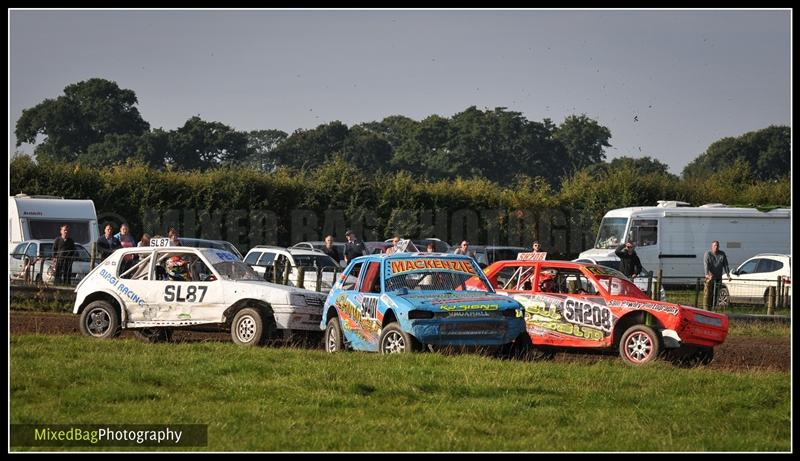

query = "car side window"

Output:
[[630, 219, 658, 247], [756, 259, 779, 274], [360, 262, 382, 293], [155, 252, 195, 282], [494, 266, 518, 288], [189, 258, 216, 282], [258, 252, 276, 267], [244, 251, 262, 265], [342, 262, 363, 291], [738, 259, 759, 275], [120, 252, 153, 280], [25, 243, 38, 258]]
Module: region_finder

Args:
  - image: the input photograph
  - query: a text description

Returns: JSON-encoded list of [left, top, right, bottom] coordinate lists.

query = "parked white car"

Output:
[[244, 246, 339, 292], [291, 241, 346, 267], [718, 253, 791, 307], [73, 246, 327, 345], [9, 239, 92, 284], [572, 257, 667, 301]]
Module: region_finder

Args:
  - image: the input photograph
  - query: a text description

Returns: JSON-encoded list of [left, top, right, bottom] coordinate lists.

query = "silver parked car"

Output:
[[9, 239, 92, 284]]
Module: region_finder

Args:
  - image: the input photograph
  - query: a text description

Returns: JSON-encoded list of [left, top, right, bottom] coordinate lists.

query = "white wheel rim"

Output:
[[236, 315, 257, 343], [327, 326, 338, 352], [86, 308, 111, 336], [625, 332, 653, 363], [382, 331, 406, 353]]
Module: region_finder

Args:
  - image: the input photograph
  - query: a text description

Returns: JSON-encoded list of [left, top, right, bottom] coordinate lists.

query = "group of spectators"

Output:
[[50, 223, 183, 284], [48, 221, 732, 311]]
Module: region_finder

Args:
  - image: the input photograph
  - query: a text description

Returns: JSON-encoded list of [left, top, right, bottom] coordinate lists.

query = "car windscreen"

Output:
[[385, 257, 492, 292], [386, 271, 491, 292], [595, 217, 629, 249], [212, 261, 263, 281]]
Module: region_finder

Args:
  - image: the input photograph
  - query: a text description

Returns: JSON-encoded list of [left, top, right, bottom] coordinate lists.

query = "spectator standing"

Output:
[[703, 240, 731, 310], [52, 224, 76, 285], [115, 223, 137, 273], [138, 233, 152, 247], [320, 235, 341, 266], [343, 230, 367, 265], [385, 236, 401, 255], [453, 240, 476, 259], [168, 227, 182, 246], [615, 241, 644, 278], [96, 224, 121, 261]]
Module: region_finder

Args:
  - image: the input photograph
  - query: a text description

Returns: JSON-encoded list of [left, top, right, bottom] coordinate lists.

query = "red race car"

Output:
[[468, 260, 729, 365]]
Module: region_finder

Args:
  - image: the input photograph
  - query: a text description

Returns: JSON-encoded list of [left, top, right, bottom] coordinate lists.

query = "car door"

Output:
[[121, 249, 226, 325], [728, 258, 761, 304], [244, 250, 263, 275], [335, 261, 380, 351]]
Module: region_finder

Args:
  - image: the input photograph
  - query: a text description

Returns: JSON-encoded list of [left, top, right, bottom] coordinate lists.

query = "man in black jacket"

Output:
[[96, 223, 121, 261], [321, 235, 341, 266], [53, 224, 76, 285], [615, 241, 643, 278], [343, 230, 366, 266]]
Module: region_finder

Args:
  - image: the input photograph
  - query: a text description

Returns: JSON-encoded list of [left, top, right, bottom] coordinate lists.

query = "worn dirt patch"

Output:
[[9, 312, 790, 371]]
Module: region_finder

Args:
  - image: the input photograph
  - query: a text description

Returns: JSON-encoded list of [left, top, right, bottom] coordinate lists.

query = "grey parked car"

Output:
[[9, 239, 92, 284]]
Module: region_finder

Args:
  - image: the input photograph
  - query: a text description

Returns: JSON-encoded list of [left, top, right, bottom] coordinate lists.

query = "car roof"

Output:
[[353, 252, 475, 261], [747, 253, 791, 258], [16, 239, 86, 248], [249, 245, 286, 251]]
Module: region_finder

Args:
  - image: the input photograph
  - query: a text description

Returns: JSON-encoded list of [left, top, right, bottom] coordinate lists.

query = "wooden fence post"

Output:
[[766, 286, 776, 315]]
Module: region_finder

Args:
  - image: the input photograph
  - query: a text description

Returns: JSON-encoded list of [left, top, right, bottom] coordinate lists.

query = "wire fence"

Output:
[[9, 247, 791, 317]]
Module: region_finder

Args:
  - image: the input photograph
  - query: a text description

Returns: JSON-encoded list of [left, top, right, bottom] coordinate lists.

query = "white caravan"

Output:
[[579, 201, 791, 283], [8, 194, 98, 253]]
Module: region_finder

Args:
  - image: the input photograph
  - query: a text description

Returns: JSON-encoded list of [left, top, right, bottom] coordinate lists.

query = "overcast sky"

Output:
[[8, 9, 792, 175]]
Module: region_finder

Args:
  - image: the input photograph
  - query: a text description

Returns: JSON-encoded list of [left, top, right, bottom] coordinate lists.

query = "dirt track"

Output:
[[10, 312, 790, 372]]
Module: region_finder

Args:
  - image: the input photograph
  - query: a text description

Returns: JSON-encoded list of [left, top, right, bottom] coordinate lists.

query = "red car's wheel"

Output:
[[619, 325, 660, 365]]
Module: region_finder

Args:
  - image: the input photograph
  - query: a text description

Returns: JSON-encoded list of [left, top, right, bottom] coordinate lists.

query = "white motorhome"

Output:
[[8, 194, 98, 252], [579, 201, 791, 283]]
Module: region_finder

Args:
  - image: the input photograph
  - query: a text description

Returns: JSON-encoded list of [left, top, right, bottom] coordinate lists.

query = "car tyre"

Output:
[[619, 324, 660, 365], [79, 300, 121, 339], [231, 307, 272, 346], [134, 328, 173, 343], [379, 322, 421, 354], [325, 317, 345, 352]]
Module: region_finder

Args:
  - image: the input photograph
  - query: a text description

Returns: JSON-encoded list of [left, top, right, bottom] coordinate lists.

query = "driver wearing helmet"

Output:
[[166, 255, 190, 281], [538, 271, 557, 293]]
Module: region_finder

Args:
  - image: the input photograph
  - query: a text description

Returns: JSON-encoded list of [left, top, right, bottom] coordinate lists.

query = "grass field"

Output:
[[10, 335, 790, 452]]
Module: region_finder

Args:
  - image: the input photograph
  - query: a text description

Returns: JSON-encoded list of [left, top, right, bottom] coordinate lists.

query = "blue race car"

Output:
[[320, 252, 526, 353]]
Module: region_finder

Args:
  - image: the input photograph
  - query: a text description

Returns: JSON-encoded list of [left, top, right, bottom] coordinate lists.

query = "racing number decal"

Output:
[[164, 285, 208, 303]]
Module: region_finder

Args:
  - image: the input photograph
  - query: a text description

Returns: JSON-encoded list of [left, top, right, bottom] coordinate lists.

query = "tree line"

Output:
[[16, 78, 790, 186]]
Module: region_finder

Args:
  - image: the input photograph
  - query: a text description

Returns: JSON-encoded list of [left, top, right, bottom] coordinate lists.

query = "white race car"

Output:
[[73, 246, 326, 345]]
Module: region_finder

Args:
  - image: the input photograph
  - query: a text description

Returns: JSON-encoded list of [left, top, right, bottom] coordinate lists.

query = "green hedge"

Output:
[[10, 156, 790, 257]]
